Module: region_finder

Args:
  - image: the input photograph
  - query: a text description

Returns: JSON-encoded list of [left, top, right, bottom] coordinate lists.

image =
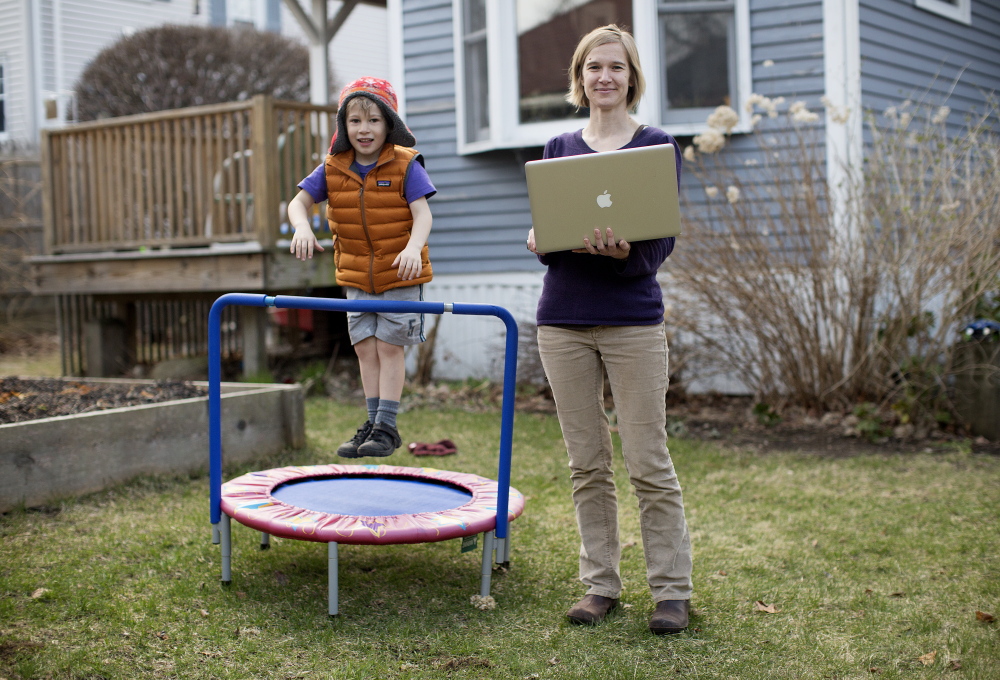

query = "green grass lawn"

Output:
[[2, 398, 998, 679]]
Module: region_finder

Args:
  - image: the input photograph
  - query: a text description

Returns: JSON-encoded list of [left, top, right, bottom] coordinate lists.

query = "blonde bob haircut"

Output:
[[566, 24, 646, 113]]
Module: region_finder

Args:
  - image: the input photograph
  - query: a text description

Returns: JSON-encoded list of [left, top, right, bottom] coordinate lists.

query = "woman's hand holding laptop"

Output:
[[527, 226, 629, 259]]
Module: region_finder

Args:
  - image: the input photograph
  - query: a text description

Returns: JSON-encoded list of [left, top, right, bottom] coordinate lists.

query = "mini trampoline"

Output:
[[208, 294, 523, 615]]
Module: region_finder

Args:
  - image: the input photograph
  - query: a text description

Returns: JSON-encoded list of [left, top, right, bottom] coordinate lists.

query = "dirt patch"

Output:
[[664, 393, 1000, 457], [0, 378, 207, 424]]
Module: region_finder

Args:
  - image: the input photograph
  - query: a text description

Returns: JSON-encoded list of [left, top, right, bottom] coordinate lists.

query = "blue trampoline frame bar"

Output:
[[207, 293, 519, 614]]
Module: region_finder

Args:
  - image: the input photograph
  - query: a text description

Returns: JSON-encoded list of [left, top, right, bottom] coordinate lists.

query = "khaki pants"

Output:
[[537, 323, 693, 602]]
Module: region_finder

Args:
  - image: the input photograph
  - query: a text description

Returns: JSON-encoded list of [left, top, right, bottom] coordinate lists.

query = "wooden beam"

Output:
[[282, 0, 321, 42], [327, 0, 359, 40], [27, 247, 339, 295]]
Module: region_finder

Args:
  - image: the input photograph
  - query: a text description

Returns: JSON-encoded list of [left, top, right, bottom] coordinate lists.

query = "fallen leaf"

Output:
[[868, 667, 880, 674], [199, 609, 209, 618], [30, 588, 50, 599], [155, 631, 168, 640], [975, 610, 995, 623], [949, 660, 962, 670], [917, 650, 937, 666], [754, 600, 780, 614], [865, 588, 873, 596], [548, 657, 559, 665], [274, 571, 289, 585], [889, 591, 905, 597]]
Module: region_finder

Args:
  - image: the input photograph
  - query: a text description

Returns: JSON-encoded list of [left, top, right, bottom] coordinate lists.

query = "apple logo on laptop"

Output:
[[596, 190, 613, 208]]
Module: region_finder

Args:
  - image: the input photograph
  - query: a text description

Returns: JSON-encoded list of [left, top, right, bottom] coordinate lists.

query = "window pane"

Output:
[[465, 0, 486, 34], [464, 39, 489, 142], [516, 0, 632, 124], [661, 11, 731, 110]]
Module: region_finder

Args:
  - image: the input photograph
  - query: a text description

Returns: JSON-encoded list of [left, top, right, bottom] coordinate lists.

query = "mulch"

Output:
[[0, 378, 207, 424]]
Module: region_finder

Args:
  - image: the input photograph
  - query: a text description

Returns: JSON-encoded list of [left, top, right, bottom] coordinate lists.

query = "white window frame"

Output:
[[914, 0, 971, 25], [453, 0, 751, 154]]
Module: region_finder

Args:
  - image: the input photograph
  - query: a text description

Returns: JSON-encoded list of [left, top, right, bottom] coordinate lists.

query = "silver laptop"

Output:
[[525, 144, 681, 253]]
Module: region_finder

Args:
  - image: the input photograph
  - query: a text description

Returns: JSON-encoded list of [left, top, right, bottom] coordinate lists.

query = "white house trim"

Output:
[[387, 0, 404, 119], [915, 0, 971, 25], [822, 0, 863, 241]]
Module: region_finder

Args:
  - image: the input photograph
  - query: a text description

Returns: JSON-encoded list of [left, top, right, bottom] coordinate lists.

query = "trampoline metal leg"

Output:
[[480, 531, 495, 597], [260, 532, 270, 550], [328, 542, 339, 617], [212, 524, 220, 545], [500, 532, 512, 565], [220, 514, 232, 584]]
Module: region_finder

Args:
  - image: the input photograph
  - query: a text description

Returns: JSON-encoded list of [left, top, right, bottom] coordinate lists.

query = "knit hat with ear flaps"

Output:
[[328, 76, 417, 154]]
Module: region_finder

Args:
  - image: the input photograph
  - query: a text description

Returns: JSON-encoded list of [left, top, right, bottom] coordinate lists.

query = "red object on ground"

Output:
[[408, 439, 458, 456]]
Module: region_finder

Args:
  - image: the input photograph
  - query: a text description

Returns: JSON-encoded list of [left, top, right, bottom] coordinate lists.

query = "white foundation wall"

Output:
[[408, 270, 751, 394], [407, 272, 545, 381]]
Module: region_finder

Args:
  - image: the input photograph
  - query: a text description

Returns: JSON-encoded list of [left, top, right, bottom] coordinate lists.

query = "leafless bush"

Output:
[[0, 156, 44, 325], [75, 24, 322, 121], [671, 95, 1000, 426]]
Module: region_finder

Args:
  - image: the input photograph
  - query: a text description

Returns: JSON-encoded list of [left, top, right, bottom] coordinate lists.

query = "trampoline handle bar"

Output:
[[208, 293, 518, 542]]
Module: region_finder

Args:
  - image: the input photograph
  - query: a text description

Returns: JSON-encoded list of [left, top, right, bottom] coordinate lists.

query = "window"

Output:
[[462, 0, 490, 143], [914, 0, 971, 25], [453, 0, 750, 152], [658, 0, 737, 126], [517, 0, 629, 124], [228, 0, 265, 28], [0, 59, 6, 136]]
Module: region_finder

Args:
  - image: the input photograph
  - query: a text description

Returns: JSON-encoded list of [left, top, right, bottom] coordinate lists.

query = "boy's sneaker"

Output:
[[356, 423, 402, 457], [337, 421, 373, 458]]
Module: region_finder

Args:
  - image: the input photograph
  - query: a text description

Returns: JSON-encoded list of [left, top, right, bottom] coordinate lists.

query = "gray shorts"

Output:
[[345, 285, 426, 346]]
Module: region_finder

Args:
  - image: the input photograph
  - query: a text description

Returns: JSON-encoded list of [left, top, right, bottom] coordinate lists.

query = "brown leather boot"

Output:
[[649, 599, 690, 634], [566, 594, 619, 625]]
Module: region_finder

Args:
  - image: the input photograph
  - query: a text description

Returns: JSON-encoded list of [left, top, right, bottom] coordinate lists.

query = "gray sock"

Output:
[[366, 397, 379, 424], [375, 399, 399, 429]]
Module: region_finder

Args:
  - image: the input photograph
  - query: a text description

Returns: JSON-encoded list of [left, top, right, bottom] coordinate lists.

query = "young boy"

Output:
[[287, 77, 435, 458]]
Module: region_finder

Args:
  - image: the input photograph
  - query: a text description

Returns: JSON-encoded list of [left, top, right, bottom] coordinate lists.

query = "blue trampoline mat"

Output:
[[271, 476, 474, 516]]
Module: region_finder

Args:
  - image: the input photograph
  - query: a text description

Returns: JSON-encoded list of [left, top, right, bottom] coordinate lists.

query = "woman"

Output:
[[527, 24, 693, 635]]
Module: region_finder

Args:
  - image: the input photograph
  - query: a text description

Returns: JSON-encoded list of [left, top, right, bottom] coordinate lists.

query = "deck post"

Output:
[[239, 305, 268, 377], [250, 95, 279, 249]]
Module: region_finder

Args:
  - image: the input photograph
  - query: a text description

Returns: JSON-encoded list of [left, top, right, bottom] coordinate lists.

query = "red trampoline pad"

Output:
[[221, 463, 525, 545]]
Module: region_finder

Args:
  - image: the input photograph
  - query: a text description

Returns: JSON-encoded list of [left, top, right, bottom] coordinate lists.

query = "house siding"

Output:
[[398, 0, 837, 380], [401, 0, 541, 276], [0, 0, 30, 146], [676, 0, 828, 236], [402, 0, 833, 276], [858, 0, 1000, 123], [0, 0, 209, 144]]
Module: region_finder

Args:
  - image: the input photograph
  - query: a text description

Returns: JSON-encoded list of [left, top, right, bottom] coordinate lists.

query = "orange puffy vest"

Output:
[[324, 145, 432, 294]]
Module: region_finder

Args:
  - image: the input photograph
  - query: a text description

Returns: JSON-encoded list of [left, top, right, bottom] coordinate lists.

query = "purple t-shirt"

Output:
[[535, 126, 681, 327], [297, 153, 436, 205]]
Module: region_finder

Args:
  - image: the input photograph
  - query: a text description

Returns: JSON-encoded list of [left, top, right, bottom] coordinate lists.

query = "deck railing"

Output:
[[40, 96, 336, 254]]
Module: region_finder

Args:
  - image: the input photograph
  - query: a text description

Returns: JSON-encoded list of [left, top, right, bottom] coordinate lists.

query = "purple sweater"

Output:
[[535, 126, 681, 326]]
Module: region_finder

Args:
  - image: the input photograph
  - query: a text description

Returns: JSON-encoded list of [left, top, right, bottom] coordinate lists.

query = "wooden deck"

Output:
[[29, 97, 342, 376]]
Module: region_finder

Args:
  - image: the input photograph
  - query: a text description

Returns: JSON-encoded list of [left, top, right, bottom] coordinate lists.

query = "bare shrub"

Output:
[[671, 95, 1000, 427], [75, 24, 320, 121], [0, 156, 44, 326]]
